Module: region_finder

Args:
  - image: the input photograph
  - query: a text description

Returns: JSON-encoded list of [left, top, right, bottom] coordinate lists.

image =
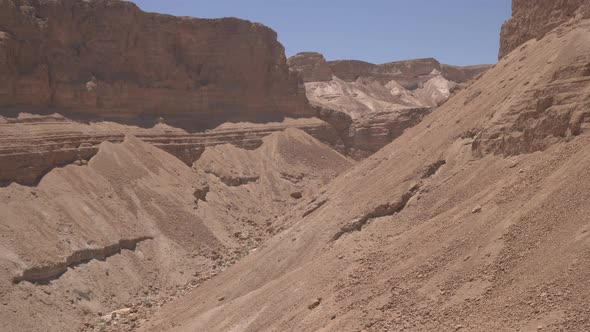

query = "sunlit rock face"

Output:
[[499, 0, 590, 59], [0, 0, 312, 127], [289, 52, 491, 158]]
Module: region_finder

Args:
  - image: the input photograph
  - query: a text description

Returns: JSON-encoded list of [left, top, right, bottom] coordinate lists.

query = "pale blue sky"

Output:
[[132, 1, 512, 66]]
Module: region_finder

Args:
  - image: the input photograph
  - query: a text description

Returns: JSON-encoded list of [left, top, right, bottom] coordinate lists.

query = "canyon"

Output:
[[142, 0, 590, 331], [1, 0, 590, 331]]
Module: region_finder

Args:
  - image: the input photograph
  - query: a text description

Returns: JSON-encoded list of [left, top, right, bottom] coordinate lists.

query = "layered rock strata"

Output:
[[288, 53, 490, 158], [0, 0, 311, 125], [0, 113, 343, 186]]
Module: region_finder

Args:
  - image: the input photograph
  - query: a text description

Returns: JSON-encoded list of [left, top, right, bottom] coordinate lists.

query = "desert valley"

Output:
[[1, 0, 590, 331]]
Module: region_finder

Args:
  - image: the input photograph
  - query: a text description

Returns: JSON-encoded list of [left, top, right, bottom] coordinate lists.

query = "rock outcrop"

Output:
[[0, 129, 352, 332], [289, 53, 490, 158], [0, 114, 343, 186], [0, 0, 311, 126], [0, 0, 358, 186], [499, 0, 590, 59], [287, 52, 333, 83]]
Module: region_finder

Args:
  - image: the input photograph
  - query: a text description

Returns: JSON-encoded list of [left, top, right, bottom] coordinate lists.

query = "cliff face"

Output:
[[0, 0, 352, 187], [499, 0, 590, 59], [289, 52, 490, 158], [288, 53, 490, 87], [0, 114, 342, 186], [0, 0, 311, 126]]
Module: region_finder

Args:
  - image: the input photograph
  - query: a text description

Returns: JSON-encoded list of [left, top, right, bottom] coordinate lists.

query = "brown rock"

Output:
[[287, 52, 333, 83], [0, 0, 311, 127], [499, 0, 590, 59], [307, 298, 321, 310], [289, 53, 490, 159], [290, 191, 303, 199]]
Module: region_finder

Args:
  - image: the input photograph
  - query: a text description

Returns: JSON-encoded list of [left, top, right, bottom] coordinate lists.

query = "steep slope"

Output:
[[143, 13, 590, 332], [192, 128, 355, 252], [0, 129, 353, 332], [289, 53, 490, 158], [0, 114, 343, 186]]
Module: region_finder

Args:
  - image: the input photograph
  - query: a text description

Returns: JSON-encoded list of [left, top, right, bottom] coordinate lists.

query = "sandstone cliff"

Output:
[[289, 52, 490, 158], [0, 0, 354, 186], [0, 0, 311, 126], [499, 0, 590, 59]]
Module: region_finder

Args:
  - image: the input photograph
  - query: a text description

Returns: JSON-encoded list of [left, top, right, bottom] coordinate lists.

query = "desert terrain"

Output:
[[1, 0, 590, 331]]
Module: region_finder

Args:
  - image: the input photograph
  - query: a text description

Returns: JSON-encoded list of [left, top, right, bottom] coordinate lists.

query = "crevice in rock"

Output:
[[330, 184, 419, 242], [302, 197, 328, 217], [193, 182, 209, 206], [314, 105, 354, 155], [205, 170, 260, 187], [12, 236, 154, 285], [153, 144, 205, 167], [421, 160, 446, 179]]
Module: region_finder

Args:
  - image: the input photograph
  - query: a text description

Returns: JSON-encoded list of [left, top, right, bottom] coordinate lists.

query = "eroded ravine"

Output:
[[13, 237, 153, 285]]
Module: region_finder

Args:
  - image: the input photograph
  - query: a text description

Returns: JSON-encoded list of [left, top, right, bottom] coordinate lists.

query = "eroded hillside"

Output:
[[142, 5, 590, 332], [0, 128, 353, 332], [2, 0, 590, 331], [288, 53, 490, 158]]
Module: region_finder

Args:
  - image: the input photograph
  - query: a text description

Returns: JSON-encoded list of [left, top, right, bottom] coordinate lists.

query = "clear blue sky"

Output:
[[132, 0, 512, 66]]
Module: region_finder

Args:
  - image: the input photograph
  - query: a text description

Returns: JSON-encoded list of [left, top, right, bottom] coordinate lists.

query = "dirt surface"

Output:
[[141, 15, 590, 332], [0, 129, 353, 332], [289, 53, 490, 159]]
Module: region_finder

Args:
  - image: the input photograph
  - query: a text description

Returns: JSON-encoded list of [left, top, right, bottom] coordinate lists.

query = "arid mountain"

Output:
[[0, 128, 353, 332], [140, 2, 590, 332], [0, 113, 343, 186], [0, 0, 453, 188], [289, 53, 490, 158]]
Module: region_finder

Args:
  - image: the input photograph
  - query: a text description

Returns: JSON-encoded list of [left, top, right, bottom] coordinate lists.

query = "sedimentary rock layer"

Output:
[[289, 54, 489, 87], [143, 15, 590, 332], [0, 114, 343, 186], [0, 0, 311, 126], [0, 129, 352, 332], [289, 52, 490, 158]]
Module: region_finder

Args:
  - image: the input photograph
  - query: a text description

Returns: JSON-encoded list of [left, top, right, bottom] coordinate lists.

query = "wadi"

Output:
[[1, 0, 590, 331]]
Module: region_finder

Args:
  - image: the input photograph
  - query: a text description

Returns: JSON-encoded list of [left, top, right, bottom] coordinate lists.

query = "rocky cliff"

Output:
[[0, 114, 343, 186], [289, 52, 490, 158], [499, 0, 590, 59], [0, 0, 311, 126], [0, 0, 356, 186]]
